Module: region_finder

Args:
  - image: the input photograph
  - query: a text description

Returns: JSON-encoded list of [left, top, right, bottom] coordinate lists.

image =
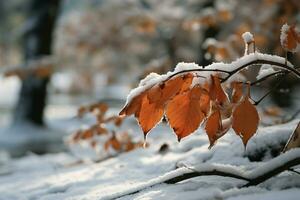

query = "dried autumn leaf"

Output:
[[206, 112, 232, 148], [114, 116, 124, 127], [124, 141, 135, 152], [166, 86, 205, 141], [217, 9, 233, 22], [90, 103, 109, 114], [104, 135, 121, 151], [78, 106, 87, 118], [281, 24, 300, 52], [199, 88, 211, 116], [231, 82, 243, 103], [263, 106, 282, 117], [80, 129, 94, 139], [147, 73, 193, 105], [136, 95, 164, 136], [72, 131, 82, 142], [94, 125, 108, 135], [205, 110, 221, 147], [232, 93, 259, 146], [209, 75, 229, 105], [119, 92, 146, 116]]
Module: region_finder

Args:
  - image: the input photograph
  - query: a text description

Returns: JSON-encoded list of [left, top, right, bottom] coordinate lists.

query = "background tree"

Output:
[[14, 0, 61, 125]]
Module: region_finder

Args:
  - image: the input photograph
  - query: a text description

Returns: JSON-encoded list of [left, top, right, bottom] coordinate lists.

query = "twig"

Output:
[[253, 74, 286, 106], [250, 71, 286, 86], [288, 168, 300, 175]]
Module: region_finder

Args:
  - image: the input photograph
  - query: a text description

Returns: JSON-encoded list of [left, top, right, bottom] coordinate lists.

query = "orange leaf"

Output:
[[232, 96, 259, 146], [281, 24, 300, 52], [119, 92, 146, 116], [205, 110, 221, 147], [147, 73, 193, 105], [205, 110, 232, 148], [136, 95, 164, 136], [104, 135, 121, 151], [231, 82, 243, 103], [80, 129, 94, 139], [209, 75, 229, 105], [166, 86, 205, 141], [199, 88, 211, 116]]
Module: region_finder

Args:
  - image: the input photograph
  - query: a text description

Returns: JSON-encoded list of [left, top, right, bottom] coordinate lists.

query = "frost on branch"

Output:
[[242, 32, 254, 44], [242, 32, 254, 55]]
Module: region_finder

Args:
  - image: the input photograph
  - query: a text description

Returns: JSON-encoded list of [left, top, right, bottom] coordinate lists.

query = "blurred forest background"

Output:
[[0, 0, 299, 150]]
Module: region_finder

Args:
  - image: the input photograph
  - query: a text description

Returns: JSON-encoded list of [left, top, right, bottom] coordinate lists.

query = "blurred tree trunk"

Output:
[[14, 0, 61, 126], [197, 0, 220, 67]]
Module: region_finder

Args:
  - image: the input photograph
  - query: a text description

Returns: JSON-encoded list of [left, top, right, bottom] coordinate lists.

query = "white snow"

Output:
[[0, 119, 299, 200], [256, 64, 276, 80], [280, 24, 290, 50], [174, 62, 201, 73], [123, 52, 296, 112], [242, 32, 254, 44], [126, 52, 293, 109]]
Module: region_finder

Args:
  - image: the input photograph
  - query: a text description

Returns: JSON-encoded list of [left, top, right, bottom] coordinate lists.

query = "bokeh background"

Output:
[[0, 0, 299, 156]]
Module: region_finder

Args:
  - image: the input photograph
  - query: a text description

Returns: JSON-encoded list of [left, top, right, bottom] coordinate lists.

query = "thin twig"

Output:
[[253, 75, 285, 106], [288, 168, 300, 175], [250, 71, 286, 86]]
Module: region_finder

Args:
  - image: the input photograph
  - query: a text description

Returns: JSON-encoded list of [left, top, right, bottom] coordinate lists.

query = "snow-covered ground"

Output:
[[0, 74, 299, 200], [0, 116, 299, 200]]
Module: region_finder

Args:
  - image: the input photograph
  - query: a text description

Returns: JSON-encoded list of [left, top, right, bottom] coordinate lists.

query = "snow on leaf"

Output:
[[119, 92, 146, 116], [242, 32, 254, 44], [147, 73, 193, 105], [166, 86, 205, 141]]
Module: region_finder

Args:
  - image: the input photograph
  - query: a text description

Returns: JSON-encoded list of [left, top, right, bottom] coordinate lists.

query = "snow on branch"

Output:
[[103, 149, 300, 199], [125, 52, 299, 105]]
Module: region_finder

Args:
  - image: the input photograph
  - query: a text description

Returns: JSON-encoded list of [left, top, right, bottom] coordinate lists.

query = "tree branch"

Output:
[[105, 149, 300, 199], [166, 53, 300, 82], [164, 166, 249, 184]]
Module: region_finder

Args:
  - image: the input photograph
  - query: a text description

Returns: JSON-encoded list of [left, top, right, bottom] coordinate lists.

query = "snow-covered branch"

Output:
[[168, 52, 299, 81], [166, 148, 300, 186], [106, 149, 300, 199]]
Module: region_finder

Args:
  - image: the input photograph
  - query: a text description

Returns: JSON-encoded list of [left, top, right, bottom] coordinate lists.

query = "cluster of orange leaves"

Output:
[[120, 74, 259, 147], [70, 102, 145, 153]]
